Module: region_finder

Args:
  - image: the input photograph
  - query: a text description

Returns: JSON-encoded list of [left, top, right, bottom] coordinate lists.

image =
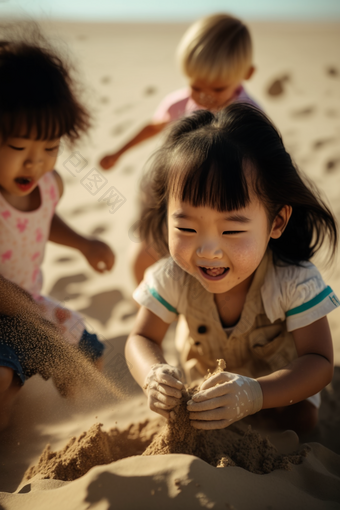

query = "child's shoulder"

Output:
[[262, 257, 339, 331], [134, 256, 190, 323]]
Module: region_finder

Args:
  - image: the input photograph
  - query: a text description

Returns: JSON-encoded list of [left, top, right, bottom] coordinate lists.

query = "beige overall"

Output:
[[174, 251, 298, 383]]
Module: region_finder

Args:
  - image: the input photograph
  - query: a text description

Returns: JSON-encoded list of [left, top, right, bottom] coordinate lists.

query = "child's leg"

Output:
[[130, 241, 160, 285], [0, 366, 21, 431]]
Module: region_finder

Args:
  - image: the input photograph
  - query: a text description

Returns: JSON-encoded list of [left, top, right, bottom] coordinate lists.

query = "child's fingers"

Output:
[[149, 402, 170, 420], [187, 394, 230, 412], [192, 382, 232, 402], [188, 406, 228, 423], [190, 419, 229, 430], [149, 387, 181, 406], [153, 400, 176, 411], [156, 372, 184, 390], [200, 372, 232, 391], [151, 381, 183, 399]]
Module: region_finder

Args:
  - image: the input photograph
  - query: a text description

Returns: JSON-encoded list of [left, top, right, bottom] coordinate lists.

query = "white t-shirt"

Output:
[[134, 256, 339, 332]]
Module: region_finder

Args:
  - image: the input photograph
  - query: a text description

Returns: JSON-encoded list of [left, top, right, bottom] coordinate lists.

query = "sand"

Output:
[[23, 362, 307, 482], [0, 18, 340, 510]]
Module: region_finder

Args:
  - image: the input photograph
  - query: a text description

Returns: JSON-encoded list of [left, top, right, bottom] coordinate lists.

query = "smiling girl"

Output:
[[0, 33, 115, 420], [125, 104, 339, 434]]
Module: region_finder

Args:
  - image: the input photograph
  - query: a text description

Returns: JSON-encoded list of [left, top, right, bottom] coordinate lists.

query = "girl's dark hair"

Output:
[[140, 103, 337, 265], [0, 28, 91, 142]]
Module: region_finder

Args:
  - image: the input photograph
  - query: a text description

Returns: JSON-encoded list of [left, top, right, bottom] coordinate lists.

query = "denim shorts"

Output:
[[0, 314, 104, 384]]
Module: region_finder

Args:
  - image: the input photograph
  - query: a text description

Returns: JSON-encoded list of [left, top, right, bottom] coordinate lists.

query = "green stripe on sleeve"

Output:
[[286, 286, 333, 317], [147, 285, 178, 314]]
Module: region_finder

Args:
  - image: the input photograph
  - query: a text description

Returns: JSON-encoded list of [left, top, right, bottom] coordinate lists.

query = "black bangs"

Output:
[[0, 39, 91, 142], [167, 131, 250, 212], [2, 106, 72, 141]]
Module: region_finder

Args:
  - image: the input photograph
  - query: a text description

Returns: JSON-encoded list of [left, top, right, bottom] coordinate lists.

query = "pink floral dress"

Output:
[[0, 171, 85, 345]]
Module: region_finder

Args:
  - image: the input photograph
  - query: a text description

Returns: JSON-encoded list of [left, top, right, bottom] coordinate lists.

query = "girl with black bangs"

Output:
[[0, 32, 115, 428], [126, 103, 339, 434]]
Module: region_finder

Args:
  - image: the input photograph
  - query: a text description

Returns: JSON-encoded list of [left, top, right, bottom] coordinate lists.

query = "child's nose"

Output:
[[196, 242, 223, 259], [24, 157, 43, 169]]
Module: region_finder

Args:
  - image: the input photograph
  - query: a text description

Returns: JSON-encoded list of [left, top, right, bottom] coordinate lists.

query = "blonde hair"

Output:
[[177, 14, 253, 83]]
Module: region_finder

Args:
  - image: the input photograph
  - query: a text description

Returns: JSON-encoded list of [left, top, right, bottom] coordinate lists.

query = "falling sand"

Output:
[[0, 276, 124, 417], [24, 361, 308, 482]]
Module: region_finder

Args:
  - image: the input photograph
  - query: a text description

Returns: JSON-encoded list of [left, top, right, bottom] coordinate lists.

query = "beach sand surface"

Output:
[[0, 20, 340, 510]]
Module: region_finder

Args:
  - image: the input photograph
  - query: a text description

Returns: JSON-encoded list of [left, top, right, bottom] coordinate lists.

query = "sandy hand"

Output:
[[187, 371, 263, 430], [99, 152, 121, 170], [144, 363, 184, 419], [82, 239, 115, 273]]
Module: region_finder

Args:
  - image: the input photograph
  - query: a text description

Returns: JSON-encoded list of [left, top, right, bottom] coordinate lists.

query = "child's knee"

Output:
[[0, 366, 15, 393]]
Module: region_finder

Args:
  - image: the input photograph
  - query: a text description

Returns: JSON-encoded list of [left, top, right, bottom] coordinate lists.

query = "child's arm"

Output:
[[258, 316, 333, 407], [187, 317, 333, 430], [99, 122, 167, 170], [125, 306, 184, 419], [49, 171, 115, 272]]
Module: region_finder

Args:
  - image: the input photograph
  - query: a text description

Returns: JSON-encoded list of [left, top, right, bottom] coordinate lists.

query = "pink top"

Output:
[[152, 86, 260, 123], [0, 171, 84, 344]]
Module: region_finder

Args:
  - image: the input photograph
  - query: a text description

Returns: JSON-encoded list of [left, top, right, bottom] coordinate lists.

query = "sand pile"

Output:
[[25, 361, 307, 482], [24, 419, 164, 481], [142, 361, 307, 473]]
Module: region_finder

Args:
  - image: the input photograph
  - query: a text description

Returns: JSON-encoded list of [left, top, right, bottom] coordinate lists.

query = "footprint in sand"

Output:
[[325, 158, 340, 173], [101, 76, 111, 84], [325, 109, 338, 118], [90, 225, 110, 236], [144, 86, 157, 96], [122, 165, 135, 175], [326, 67, 339, 77], [54, 256, 77, 264], [266, 75, 290, 97], [70, 205, 88, 217], [111, 120, 133, 136], [114, 104, 134, 114], [290, 106, 315, 118], [312, 138, 336, 150], [48, 273, 89, 302], [77, 289, 124, 326]]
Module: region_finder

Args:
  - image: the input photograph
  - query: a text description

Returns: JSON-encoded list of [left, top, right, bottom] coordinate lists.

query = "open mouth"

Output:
[[15, 177, 34, 191], [199, 266, 229, 281]]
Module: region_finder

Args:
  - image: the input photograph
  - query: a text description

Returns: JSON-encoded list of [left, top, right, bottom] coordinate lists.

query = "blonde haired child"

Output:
[[100, 13, 256, 171], [100, 13, 259, 283], [125, 104, 338, 434]]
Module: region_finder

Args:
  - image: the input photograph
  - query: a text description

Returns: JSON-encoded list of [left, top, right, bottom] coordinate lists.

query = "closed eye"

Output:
[[8, 144, 25, 151], [223, 231, 245, 235], [177, 227, 196, 233], [45, 145, 60, 152]]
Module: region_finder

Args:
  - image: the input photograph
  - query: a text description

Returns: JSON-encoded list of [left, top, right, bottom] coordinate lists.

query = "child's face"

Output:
[[189, 76, 242, 111], [0, 131, 60, 196], [167, 195, 275, 295]]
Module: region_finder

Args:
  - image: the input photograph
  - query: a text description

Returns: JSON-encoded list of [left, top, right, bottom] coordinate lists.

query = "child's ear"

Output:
[[270, 205, 292, 239], [244, 65, 255, 81]]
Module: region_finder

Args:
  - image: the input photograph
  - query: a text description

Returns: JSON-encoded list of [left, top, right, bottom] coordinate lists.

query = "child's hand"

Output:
[[187, 371, 263, 430], [144, 363, 184, 419], [99, 153, 120, 170], [82, 238, 115, 273]]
